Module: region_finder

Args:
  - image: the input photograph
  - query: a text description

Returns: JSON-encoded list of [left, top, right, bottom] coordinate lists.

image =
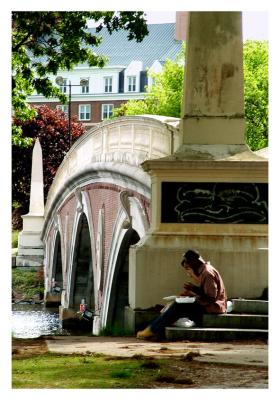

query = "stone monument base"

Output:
[[16, 214, 44, 267], [128, 229, 268, 312]]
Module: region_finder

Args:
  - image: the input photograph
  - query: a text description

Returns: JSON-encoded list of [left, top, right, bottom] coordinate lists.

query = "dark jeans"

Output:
[[150, 301, 205, 335]]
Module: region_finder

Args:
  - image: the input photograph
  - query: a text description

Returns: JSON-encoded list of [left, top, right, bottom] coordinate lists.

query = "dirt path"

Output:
[[12, 336, 268, 388], [12, 337, 48, 358]]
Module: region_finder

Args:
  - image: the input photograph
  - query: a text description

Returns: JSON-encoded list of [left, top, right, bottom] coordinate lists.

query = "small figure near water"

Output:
[[137, 249, 227, 340]]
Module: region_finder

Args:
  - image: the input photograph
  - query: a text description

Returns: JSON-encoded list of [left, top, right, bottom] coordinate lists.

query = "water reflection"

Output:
[[12, 303, 64, 338]]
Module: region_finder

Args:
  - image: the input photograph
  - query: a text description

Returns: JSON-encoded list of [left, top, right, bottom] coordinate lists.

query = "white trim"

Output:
[[56, 104, 69, 115], [100, 197, 147, 329], [129, 197, 149, 237], [78, 104, 91, 121], [44, 215, 64, 294], [127, 75, 137, 92], [65, 190, 95, 308], [82, 191, 97, 305], [66, 212, 83, 308], [101, 103, 114, 120], [100, 209, 127, 328], [104, 76, 113, 93]]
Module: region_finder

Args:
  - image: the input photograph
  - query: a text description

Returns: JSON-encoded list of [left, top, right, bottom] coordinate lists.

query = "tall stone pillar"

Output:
[[16, 138, 45, 267], [180, 12, 245, 148], [126, 12, 268, 331]]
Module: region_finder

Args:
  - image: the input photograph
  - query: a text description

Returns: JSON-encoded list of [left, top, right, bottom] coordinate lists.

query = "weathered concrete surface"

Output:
[[46, 336, 268, 367]]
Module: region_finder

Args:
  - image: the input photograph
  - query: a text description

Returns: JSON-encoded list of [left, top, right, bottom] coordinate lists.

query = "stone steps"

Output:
[[231, 299, 268, 314], [203, 313, 268, 329], [165, 299, 268, 341], [165, 327, 268, 341]]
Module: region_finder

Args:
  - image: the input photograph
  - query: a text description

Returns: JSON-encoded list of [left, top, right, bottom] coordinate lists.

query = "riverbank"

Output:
[[12, 267, 44, 302], [12, 336, 268, 388]]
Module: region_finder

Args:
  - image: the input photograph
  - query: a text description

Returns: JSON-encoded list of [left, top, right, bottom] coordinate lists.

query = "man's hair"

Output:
[[183, 249, 201, 263]]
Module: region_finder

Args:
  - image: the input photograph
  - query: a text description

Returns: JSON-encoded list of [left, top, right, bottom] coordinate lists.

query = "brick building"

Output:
[[27, 16, 185, 130]]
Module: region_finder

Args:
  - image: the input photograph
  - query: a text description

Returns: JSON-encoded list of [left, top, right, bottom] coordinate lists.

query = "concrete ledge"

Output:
[[16, 255, 44, 267], [124, 306, 161, 333], [45, 292, 61, 307]]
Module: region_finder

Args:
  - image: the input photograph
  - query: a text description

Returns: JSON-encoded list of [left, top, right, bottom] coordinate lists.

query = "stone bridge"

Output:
[[40, 12, 268, 334], [42, 115, 180, 332]]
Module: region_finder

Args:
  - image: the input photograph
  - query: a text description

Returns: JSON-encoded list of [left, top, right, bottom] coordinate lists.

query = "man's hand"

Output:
[[178, 282, 196, 296]]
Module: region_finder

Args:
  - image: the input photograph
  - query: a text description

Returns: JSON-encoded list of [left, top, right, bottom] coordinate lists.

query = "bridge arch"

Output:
[[105, 228, 140, 330], [50, 230, 63, 290], [65, 189, 96, 309], [68, 212, 94, 309], [42, 115, 180, 330], [100, 195, 147, 331]]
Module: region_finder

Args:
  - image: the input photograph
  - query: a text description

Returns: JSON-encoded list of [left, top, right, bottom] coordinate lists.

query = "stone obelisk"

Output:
[[125, 12, 268, 331], [16, 138, 45, 267]]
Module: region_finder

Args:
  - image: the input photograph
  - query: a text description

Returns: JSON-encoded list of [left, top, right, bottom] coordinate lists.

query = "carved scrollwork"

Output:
[[161, 182, 268, 224], [120, 191, 133, 229]]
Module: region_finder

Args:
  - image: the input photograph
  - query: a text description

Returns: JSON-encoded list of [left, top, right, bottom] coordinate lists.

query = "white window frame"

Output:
[[101, 104, 114, 120], [56, 104, 69, 115], [104, 76, 113, 93], [59, 79, 68, 93], [80, 78, 89, 94], [128, 76, 136, 92], [79, 104, 91, 121]]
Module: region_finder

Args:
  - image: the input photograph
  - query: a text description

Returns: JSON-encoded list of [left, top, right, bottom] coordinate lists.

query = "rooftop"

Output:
[[85, 23, 183, 69]]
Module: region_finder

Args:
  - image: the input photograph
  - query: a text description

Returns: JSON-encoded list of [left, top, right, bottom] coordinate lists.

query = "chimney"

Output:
[[175, 11, 188, 40]]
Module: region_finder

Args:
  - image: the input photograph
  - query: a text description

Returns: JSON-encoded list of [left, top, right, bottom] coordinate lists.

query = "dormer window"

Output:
[[128, 76, 136, 92], [58, 78, 68, 93], [104, 77, 113, 93], [80, 78, 89, 94]]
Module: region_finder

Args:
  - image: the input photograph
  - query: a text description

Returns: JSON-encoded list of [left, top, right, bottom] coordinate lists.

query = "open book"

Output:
[[162, 295, 196, 304]]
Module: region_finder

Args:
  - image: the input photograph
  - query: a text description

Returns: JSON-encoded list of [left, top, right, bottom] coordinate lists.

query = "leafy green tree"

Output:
[[12, 11, 148, 146], [115, 41, 268, 151], [243, 40, 268, 151], [12, 105, 85, 229], [114, 46, 184, 118]]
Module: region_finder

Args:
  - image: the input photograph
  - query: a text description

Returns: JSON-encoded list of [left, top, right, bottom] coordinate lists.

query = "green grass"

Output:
[[99, 324, 133, 337], [12, 267, 44, 299], [12, 353, 171, 388]]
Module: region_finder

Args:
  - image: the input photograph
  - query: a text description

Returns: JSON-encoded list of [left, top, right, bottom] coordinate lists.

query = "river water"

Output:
[[12, 303, 65, 338]]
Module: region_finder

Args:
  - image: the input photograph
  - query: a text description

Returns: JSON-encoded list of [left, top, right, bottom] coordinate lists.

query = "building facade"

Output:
[[28, 20, 184, 129]]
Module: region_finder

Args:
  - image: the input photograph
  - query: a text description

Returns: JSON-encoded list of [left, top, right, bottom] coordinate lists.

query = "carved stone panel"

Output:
[[161, 182, 268, 224]]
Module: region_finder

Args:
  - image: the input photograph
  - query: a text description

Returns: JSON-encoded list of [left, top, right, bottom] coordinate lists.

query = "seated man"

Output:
[[136, 249, 227, 339]]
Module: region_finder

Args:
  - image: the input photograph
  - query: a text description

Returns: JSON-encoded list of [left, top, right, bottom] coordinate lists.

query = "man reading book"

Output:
[[137, 249, 227, 339]]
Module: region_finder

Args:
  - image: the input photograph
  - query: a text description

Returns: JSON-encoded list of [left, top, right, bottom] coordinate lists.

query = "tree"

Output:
[[12, 105, 85, 229], [12, 11, 148, 146], [243, 40, 268, 151], [114, 45, 185, 119], [114, 41, 268, 151]]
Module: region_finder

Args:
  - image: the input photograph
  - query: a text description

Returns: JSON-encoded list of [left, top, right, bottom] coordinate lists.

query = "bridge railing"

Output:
[[44, 115, 180, 216]]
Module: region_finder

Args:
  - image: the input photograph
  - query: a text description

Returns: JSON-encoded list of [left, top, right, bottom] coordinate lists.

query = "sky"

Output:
[[144, 11, 268, 40]]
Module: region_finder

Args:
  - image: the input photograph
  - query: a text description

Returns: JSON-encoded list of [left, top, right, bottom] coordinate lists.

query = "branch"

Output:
[[12, 30, 33, 52]]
